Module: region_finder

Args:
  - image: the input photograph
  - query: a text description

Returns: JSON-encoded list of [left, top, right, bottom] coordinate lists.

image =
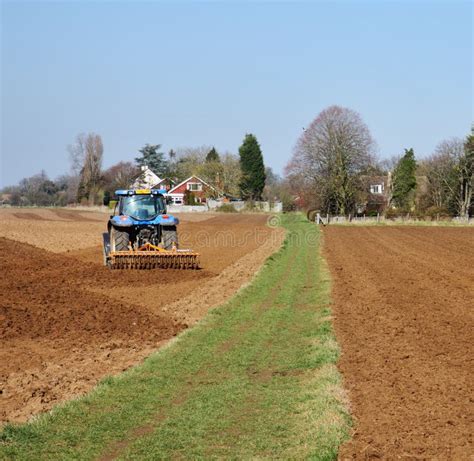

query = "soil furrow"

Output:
[[323, 226, 473, 460]]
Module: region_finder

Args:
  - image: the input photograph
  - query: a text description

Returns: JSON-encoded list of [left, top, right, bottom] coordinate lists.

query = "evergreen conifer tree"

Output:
[[392, 148, 417, 210], [238, 134, 266, 200], [206, 147, 220, 163], [135, 144, 168, 176]]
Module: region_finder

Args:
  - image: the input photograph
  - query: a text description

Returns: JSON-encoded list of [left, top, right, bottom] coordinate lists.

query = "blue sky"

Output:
[[1, 1, 472, 187]]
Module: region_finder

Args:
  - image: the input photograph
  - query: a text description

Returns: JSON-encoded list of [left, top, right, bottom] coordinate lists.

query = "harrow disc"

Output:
[[107, 250, 200, 270]]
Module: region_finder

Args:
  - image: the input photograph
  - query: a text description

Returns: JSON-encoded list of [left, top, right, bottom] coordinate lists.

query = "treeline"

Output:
[[6, 109, 470, 216], [1, 132, 285, 207], [286, 105, 473, 218]]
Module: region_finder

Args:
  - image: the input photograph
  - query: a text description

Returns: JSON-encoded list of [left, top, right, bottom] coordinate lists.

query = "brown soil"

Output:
[[0, 209, 215, 252], [0, 210, 284, 424], [323, 227, 474, 460]]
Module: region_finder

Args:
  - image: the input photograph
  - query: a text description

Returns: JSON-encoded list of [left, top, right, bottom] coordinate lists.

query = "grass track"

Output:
[[0, 215, 351, 460]]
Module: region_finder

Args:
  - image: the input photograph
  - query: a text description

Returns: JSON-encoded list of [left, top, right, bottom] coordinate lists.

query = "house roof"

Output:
[[131, 167, 162, 189], [152, 177, 175, 188], [168, 175, 216, 194], [365, 175, 388, 185]]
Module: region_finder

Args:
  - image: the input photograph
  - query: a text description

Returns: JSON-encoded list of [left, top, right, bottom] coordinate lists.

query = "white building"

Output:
[[131, 166, 162, 189]]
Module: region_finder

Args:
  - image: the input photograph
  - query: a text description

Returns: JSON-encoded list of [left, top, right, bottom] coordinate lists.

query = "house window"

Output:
[[370, 184, 384, 194], [187, 183, 202, 192]]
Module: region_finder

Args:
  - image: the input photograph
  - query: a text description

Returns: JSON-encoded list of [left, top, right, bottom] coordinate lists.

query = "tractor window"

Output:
[[121, 195, 165, 220]]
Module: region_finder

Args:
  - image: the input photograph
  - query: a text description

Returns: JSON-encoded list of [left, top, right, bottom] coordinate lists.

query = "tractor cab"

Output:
[[114, 189, 167, 221]]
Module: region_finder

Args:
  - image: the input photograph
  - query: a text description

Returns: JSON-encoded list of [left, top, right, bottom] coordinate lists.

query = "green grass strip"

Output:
[[1, 214, 351, 460]]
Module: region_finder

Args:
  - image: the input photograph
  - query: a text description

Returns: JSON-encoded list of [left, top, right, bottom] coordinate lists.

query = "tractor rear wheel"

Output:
[[162, 226, 178, 250], [111, 227, 130, 251]]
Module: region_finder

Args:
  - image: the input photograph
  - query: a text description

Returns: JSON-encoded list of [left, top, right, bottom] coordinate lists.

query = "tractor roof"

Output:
[[115, 189, 167, 196]]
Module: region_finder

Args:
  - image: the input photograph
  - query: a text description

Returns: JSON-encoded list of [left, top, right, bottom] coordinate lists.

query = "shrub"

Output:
[[424, 206, 452, 220], [184, 190, 197, 206], [408, 209, 426, 221], [384, 208, 400, 220], [366, 210, 379, 217], [217, 203, 238, 213]]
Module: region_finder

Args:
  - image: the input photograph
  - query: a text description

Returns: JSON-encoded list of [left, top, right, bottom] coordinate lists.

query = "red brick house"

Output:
[[167, 176, 217, 205]]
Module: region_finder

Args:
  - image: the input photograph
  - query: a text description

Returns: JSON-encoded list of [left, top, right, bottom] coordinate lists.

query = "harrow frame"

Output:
[[103, 234, 200, 270]]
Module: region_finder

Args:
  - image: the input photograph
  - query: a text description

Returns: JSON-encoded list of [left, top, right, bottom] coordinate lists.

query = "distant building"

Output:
[[363, 175, 391, 214], [131, 166, 161, 189], [363, 173, 431, 214], [167, 176, 218, 205], [130, 168, 219, 205]]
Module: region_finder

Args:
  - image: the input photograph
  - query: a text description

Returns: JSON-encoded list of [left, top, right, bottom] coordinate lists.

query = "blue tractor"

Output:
[[103, 189, 199, 269]]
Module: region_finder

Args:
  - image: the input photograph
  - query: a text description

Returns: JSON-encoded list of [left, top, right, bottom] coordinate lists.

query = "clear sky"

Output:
[[1, 0, 472, 188]]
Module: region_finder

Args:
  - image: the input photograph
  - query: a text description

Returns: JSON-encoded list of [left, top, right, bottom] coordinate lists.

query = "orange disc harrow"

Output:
[[108, 249, 200, 270]]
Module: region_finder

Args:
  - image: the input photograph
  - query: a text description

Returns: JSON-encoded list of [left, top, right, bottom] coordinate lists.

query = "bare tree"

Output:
[[67, 132, 104, 204], [103, 161, 140, 193], [171, 146, 211, 181], [380, 154, 401, 174], [16, 171, 59, 206], [422, 138, 464, 214], [218, 152, 241, 196], [67, 133, 87, 202], [83, 135, 103, 187], [69, 133, 104, 205], [68, 133, 87, 176], [286, 105, 376, 214]]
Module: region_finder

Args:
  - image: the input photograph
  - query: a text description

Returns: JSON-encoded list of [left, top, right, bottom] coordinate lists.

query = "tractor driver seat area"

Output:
[[136, 209, 149, 220]]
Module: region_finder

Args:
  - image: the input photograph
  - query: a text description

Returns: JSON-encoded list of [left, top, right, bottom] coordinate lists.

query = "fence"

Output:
[[207, 200, 283, 213], [167, 201, 283, 213], [311, 212, 473, 225], [167, 205, 209, 213]]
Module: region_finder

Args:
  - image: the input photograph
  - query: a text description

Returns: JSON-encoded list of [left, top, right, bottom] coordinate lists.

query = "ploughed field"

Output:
[[0, 209, 284, 424], [323, 226, 474, 460]]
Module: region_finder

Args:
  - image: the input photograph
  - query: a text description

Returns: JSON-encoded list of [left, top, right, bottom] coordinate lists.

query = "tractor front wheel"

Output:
[[111, 227, 130, 252], [162, 226, 178, 250]]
